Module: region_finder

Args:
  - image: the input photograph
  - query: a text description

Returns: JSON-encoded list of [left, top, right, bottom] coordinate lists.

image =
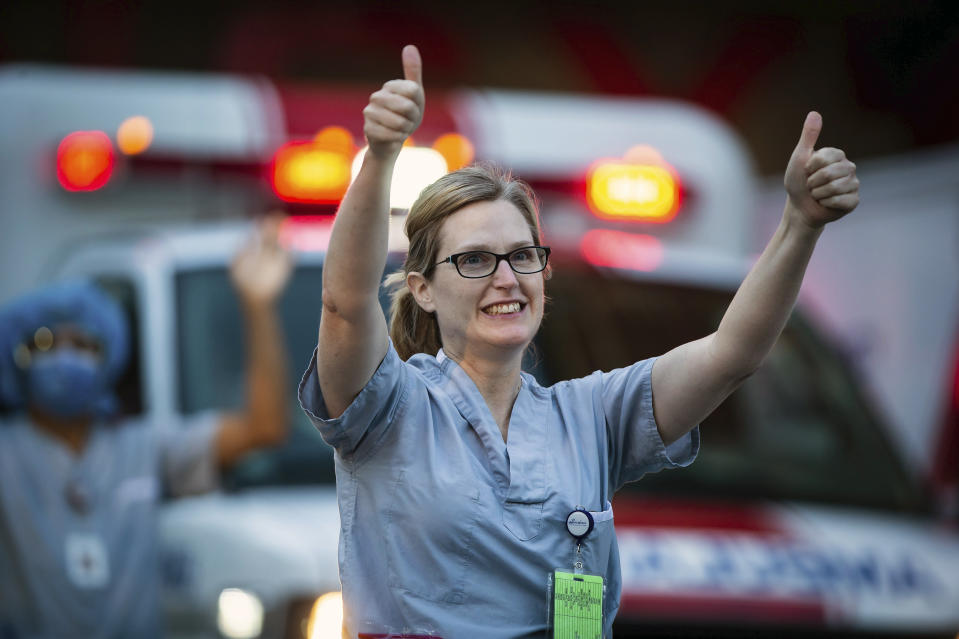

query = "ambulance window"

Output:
[[174, 262, 396, 489], [536, 268, 930, 514], [95, 276, 143, 417]]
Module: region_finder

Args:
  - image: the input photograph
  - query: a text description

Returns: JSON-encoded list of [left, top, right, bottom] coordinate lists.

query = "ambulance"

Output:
[[1, 64, 957, 639]]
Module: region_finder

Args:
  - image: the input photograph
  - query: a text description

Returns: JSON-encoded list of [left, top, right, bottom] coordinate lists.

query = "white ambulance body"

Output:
[[1, 64, 958, 639], [754, 146, 959, 477], [0, 65, 285, 305]]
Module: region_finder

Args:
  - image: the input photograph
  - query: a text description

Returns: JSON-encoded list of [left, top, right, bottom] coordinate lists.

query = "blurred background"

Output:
[[3, 0, 956, 477], [2, 0, 958, 174], [2, 2, 958, 638]]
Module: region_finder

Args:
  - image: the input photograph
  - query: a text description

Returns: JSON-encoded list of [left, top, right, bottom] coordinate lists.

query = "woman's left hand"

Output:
[[230, 214, 293, 306], [784, 111, 860, 228]]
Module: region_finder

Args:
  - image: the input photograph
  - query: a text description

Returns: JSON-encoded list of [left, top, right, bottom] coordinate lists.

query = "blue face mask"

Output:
[[26, 349, 106, 419]]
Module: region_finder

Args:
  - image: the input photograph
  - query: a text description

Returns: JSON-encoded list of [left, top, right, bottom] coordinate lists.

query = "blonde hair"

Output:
[[386, 164, 544, 360]]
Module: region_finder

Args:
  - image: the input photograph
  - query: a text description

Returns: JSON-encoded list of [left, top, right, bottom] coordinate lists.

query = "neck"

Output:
[[447, 346, 524, 442], [28, 407, 93, 455]]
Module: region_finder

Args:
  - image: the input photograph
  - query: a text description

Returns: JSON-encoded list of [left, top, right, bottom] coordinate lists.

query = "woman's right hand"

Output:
[[363, 45, 424, 160], [317, 45, 422, 418]]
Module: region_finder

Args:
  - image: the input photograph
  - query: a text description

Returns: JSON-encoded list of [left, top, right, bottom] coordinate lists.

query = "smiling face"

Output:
[[409, 199, 546, 363]]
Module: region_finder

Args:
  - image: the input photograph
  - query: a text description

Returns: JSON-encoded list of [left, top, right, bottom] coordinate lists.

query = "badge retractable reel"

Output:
[[565, 507, 594, 573], [548, 506, 604, 639]]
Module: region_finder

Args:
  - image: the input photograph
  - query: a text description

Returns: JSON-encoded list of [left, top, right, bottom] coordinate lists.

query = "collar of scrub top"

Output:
[[426, 348, 549, 504]]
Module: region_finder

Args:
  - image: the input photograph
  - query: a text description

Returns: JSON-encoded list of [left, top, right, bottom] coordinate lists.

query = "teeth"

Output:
[[485, 302, 521, 315]]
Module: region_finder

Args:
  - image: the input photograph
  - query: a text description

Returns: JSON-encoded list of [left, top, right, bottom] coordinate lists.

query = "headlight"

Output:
[[305, 591, 343, 639], [217, 588, 264, 639]]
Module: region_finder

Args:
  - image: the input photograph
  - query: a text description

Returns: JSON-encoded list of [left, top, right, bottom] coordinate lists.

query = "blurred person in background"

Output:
[[299, 45, 860, 637], [0, 218, 292, 639]]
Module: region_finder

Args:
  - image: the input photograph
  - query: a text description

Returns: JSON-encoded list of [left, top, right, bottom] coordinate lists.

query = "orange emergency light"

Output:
[[117, 116, 154, 156], [586, 145, 681, 223], [432, 133, 474, 171], [271, 137, 354, 204]]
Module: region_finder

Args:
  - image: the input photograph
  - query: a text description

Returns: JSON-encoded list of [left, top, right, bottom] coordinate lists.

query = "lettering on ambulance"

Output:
[[618, 531, 945, 600]]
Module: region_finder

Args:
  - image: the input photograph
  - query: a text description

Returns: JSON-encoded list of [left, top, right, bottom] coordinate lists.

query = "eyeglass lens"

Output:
[[455, 247, 548, 277]]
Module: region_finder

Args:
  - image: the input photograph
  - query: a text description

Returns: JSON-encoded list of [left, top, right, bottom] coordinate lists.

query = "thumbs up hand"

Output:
[[784, 112, 859, 228], [364, 45, 425, 161]]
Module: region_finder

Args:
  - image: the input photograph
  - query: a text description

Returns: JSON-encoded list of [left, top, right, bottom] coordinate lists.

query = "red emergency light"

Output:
[[277, 215, 334, 252], [56, 131, 115, 192], [580, 229, 664, 272]]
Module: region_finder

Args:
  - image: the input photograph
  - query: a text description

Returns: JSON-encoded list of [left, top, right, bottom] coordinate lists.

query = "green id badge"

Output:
[[552, 570, 604, 639]]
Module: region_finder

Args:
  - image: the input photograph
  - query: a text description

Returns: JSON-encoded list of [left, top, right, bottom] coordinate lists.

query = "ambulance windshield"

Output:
[[174, 263, 929, 514], [537, 266, 929, 515]]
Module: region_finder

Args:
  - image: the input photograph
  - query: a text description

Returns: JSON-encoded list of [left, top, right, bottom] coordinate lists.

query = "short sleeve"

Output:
[[157, 411, 220, 497], [297, 339, 410, 462], [600, 356, 700, 491]]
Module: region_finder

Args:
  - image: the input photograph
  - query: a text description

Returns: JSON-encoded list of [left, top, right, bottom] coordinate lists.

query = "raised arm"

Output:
[[217, 215, 293, 467], [318, 45, 424, 418], [651, 112, 859, 445]]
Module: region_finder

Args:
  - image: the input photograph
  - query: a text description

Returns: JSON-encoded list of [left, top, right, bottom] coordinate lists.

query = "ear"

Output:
[[406, 271, 436, 313]]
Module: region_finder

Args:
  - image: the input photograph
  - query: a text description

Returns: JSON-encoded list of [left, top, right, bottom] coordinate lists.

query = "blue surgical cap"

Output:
[[0, 280, 129, 412]]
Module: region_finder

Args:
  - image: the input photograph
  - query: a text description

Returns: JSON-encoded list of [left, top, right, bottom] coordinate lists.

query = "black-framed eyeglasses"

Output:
[[434, 246, 551, 279]]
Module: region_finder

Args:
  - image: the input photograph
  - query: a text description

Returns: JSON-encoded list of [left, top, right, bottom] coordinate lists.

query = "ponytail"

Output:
[[386, 270, 442, 361]]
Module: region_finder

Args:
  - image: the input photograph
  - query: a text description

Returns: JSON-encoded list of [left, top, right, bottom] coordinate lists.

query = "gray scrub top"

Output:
[[0, 414, 218, 639], [299, 341, 699, 638]]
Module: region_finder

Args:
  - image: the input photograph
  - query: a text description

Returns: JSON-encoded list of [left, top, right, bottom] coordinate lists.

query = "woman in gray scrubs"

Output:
[[298, 45, 860, 638]]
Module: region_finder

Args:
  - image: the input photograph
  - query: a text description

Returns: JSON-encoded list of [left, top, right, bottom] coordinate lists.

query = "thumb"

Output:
[[402, 44, 423, 86], [795, 111, 822, 153]]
